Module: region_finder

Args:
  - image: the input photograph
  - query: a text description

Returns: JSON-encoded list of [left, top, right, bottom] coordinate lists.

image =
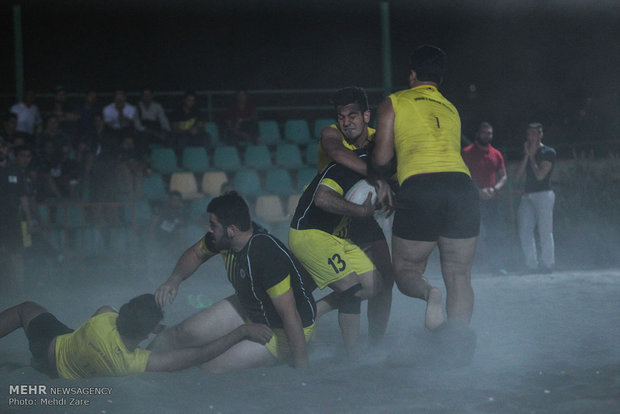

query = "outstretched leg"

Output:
[[0, 301, 49, 339], [392, 236, 444, 330]]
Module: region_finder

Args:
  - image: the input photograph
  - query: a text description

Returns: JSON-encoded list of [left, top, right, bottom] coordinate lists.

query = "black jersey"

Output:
[[201, 225, 316, 328], [290, 155, 366, 239], [525, 145, 556, 193]]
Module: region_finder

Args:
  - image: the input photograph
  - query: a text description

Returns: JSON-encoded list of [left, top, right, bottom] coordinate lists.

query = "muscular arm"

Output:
[[370, 98, 396, 179], [270, 289, 308, 369], [145, 324, 272, 372], [494, 167, 507, 191], [320, 127, 367, 176], [155, 240, 211, 307], [314, 185, 374, 218]]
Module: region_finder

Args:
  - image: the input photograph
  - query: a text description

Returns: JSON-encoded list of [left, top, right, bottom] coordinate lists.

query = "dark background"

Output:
[[1, 0, 620, 149]]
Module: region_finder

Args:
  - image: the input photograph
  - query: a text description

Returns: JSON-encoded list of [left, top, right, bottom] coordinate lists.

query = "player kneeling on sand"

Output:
[[0, 294, 272, 379]]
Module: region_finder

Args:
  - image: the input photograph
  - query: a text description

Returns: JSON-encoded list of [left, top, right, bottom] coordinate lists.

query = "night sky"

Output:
[[1, 0, 619, 145]]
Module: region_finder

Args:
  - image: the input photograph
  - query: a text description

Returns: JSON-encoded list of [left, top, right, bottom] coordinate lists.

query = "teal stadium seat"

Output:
[[213, 146, 242, 172], [142, 173, 168, 201], [233, 169, 262, 198], [265, 169, 296, 196], [296, 167, 316, 192], [243, 145, 273, 170], [313, 118, 334, 138], [257, 120, 282, 146], [205, 121, 221, 147], [150, 147, 180, 174], [189, 196, 212, 220], [124, 199, 153, 226], [305, 142, 319, 167], [275, 144, 303, 169], [182, 147, 210, 173], [284, 119, 313, 145]]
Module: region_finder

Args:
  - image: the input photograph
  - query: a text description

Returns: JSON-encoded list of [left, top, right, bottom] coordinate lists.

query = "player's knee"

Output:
[[338, 284, 362, 315]]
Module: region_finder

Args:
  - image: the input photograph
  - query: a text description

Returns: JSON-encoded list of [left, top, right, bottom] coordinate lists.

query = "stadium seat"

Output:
[[275, 144, 304, 169], [182, 147, 210, 173], [305, 142, 319, 167], [204, 121, 221, 147], [255, 195, 289, 223], [150, 147, 180, 174], [257, 120, 282, 146], [213, 146, 241, 171], [189, 196, 212, 220], [287, 193, 301, 216], [313, 118, 334, 138], [233, 169, 262, 198], [142, 173, 168, 201], [169, 172, 203, 199], [124, 199, 153, 225], [284, 119, 313, 145], [265, 169, 296, 195], [243, 145, 273, 170], [201, 171, 229, 197], [296, 167, 316, 192]]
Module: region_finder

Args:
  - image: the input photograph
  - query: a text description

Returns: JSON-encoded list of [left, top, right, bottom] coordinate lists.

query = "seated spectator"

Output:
[[169, 91, 208, 159], [37, 115, 72, 150], [103, 90, 136, 134], [116, 136, 146, 200], [134, 88, 170, 149], [1, 112, 19, 144], [224, 89, 258, 146], [36, 140, 80, 201], [147, 191, 188, 246], [10, 90, 42, 141], [75, 90, 100, 138], [44, 85, 80, 137]]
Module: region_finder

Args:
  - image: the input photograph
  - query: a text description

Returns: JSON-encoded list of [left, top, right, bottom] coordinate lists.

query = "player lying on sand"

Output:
[[0, 294, 272, 379]]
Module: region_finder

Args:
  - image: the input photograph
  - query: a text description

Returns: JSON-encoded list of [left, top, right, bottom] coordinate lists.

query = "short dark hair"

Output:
[[527, 122, 543, 133], [330, 87, 369, 112], [116, 294, 163, 340], [207, 191, 251, 231], [478, 122, 493, 130], [410, 45, 447, 84]]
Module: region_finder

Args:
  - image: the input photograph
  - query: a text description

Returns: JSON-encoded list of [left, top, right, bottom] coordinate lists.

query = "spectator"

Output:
[[169, 91, 208, 159], [224, 89, 258, 145], [44, 85, 80, 137], [134, 88, 170, 149], [10, 90, 43, 140], [37, 115, 72, 149], [147, 191, 188, 251], [1, 113, 19, 143], [75, 90, 100, 137], [116, 136, 146, 200], [36, 140, 80, 200], [103, 90, 136, 133], [461, 122, 508, 272]]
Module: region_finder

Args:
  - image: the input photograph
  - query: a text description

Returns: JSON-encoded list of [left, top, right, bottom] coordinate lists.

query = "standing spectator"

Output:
[[515, 122, 556, 273], [0, 137, 34, 293], [103, 90, 136, 133], [461, 122, 507, 271], [10, 90, 42, 141], [134, 88, 170, 149], [170, 91, 208, 158], [224, 89, 258, 146]]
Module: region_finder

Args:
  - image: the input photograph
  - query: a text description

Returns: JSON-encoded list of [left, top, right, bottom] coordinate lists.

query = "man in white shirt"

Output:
[[102, 90, 136, 131], [10, 90, 42, 137]]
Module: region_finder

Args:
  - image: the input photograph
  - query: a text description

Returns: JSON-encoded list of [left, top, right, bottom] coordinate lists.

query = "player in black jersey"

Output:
[[153, 192, 316, 371]]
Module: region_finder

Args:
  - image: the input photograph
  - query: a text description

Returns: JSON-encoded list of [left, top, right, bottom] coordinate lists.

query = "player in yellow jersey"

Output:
[[316, 87, 395, 346], [0, 294, 272, 379], [371, 45, 480, 332]]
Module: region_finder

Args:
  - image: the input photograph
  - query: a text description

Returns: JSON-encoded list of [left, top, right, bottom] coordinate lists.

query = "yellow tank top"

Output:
[[317, 125, 375, 172], [390, 85, 470, 185], [55, 312, 151, 379]]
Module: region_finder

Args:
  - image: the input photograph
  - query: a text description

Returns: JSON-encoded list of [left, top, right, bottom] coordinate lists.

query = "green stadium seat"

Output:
[[258, 120, 282, 146], [142, 173, 168, 201], [182, 147, 210, 173], [275, 144, 303, 169], [205, 121, 221, 147], [313, 118, 334, 138], [233, 169, 262, 198], [150, 147, 180, 174], [265, 169, 296, 195], [244, 145, 273, 170], [213, 146, 242, 171], [284, 119, 313, 145], [189, 196, 212, 220], [305, 142, 319, 167], [296, 167, 316, 192]]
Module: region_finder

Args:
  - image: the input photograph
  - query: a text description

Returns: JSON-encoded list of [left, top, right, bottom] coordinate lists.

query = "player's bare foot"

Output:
[[425, 287, 444, 330]]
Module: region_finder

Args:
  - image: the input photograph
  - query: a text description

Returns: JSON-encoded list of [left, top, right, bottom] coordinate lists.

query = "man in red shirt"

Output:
[[461, 122, 507, 272]]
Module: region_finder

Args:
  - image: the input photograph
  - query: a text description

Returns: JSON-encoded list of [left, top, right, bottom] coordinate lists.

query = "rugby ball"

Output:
[[344, 179, 390, 220]]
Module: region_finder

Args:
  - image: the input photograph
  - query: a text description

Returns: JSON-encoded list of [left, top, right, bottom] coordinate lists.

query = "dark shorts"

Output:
[[393, 173, 480, 241], [349, 216, 386, 246], [25, 313, 73, 377], [0, 216, 23, 254]]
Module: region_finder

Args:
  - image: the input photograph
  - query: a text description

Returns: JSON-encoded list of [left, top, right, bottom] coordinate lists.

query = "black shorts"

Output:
[[25, 313, 73, 377], [349, 217, 386, 246], [393, 173, 480, 241]]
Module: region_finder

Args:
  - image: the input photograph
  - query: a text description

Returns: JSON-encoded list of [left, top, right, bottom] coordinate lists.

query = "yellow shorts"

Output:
[[265, 323, 315, 362], [288, 228, 375, 289]]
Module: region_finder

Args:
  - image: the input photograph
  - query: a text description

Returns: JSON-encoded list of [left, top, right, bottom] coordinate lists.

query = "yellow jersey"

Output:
[[55, 312, 151, 379], [317, 125, 375, 172], [389, 85, 470, 185]]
